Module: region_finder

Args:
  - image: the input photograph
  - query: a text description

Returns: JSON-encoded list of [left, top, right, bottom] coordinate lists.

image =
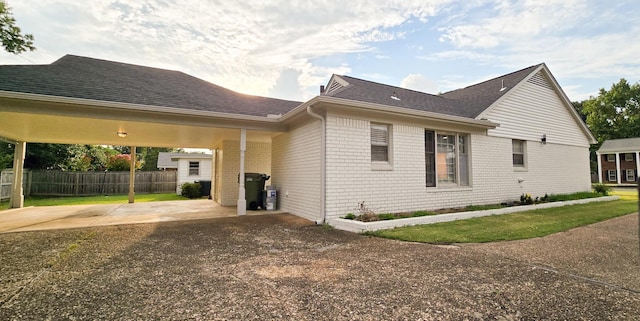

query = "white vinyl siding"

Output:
[[482, 71, 590, 147]]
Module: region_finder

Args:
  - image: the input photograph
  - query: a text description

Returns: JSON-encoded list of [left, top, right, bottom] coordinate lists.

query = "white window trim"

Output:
[[427, 131, 471, 188], [512, 139, 527, 171], [626, 169, 635, 181], [607, 170, 617, 182], [371, 123, 393, 170], [188, 161, 200, 176], [606, 154, 616, 162], [624, 153, 634, 162]]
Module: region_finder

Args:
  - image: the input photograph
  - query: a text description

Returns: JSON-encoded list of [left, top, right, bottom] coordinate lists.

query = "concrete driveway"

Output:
[[0, 212, 638, 320], [0, 200, 279, 233]]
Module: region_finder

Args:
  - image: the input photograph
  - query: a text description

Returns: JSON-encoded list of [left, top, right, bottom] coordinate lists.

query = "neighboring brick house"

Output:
[[0, 55, 597, 223], [596, 138, 640, 185]]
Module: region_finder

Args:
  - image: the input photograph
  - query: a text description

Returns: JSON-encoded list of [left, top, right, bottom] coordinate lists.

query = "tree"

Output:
[[0, 141, 13, 169], [0, 0, 35, 54], [106, 154, 142, 171], [582, 79, 640, 145], [139, 147, 182, 171]]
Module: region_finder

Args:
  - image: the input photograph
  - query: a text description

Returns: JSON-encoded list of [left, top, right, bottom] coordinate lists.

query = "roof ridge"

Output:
[[442, 63, 542, 95], [338, 74, 446, 98]]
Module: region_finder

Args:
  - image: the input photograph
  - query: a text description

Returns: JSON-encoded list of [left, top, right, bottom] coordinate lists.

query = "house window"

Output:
[[189, 161, 199, 176], [371, 123, 390, 162], [626, 169, 635, 182], [606, 154, 616, 162], [625, 153, 634, 162], [607, 170, 616, 182], [512, 140, 526, 167], [425, 130, 469, 187]]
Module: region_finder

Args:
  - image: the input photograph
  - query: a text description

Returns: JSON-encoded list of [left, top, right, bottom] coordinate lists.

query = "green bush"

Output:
[[593, 183, 612, 196], [181, 182, 201, 199]]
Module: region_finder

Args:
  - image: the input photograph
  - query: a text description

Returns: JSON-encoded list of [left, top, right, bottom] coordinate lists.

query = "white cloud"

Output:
[[0, 0, 455, 100], [400, 73, 439, 94]]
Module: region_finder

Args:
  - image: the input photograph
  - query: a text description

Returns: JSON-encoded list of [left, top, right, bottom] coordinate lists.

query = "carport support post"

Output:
[[10, 141, 26, 208], [237, 129, 247, 216], [128, 146, 136, 204]]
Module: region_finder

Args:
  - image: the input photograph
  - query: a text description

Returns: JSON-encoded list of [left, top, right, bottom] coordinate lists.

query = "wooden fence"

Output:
[[0, 170, 176, 199]]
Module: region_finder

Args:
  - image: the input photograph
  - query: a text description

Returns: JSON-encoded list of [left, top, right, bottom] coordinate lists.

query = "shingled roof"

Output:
[[0, 55, 301, 117], [598, 138, 640, 153], [323, 64, 541, 119]]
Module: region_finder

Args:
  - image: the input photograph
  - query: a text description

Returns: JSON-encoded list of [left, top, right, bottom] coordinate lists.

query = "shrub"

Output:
[[181, 182, 201, 199], [343, 213, 356, 220], [593, 183, 611, 196], [520, 193, 534, 205]]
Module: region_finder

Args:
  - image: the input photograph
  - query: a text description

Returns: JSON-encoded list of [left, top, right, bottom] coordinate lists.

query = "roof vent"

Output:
[[320, 85, 325, 94], [390, 92, 401, 101], [499, 79, 507, 92]]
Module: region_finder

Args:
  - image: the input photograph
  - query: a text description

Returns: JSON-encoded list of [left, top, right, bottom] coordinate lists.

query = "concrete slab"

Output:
[[0, 200, 283, 233]]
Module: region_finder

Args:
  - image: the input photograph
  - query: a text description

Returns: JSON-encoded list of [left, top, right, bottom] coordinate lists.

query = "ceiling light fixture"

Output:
[[116, 131, 127, 138]]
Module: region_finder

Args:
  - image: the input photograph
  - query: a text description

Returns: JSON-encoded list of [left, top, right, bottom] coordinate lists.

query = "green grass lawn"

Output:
[[0, 193, 189, 210], [367, 189, 638, 244]]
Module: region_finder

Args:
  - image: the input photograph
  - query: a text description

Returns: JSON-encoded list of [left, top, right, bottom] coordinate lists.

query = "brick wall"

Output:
[[323, 113, 592, 220], [271, 120, 322, 221], [219, 140, 272, 206]]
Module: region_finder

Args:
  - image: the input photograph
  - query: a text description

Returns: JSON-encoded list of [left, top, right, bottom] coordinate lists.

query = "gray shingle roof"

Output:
[[440, 64, 541, 117], [598, 138, 640, 153], [325, 64, 541, 119], [0, 55, 301, 117]]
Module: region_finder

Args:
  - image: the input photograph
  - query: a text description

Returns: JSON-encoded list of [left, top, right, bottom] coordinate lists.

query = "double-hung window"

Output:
[[626, 169, 635, 182], [189, 161, 199, 176], [371, 123, 390, 163], [425, 130, 469, 187], [607, 170, 616, 181], [512, 140, 526, 167]]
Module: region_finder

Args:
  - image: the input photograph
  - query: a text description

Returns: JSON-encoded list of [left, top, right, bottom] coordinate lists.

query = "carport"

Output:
[[0, 55, 301, 215]]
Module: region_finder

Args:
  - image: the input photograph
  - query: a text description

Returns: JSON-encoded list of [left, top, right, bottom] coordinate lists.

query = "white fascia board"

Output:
[[0, 90, 280, 124], [282, 95, 498, 129]]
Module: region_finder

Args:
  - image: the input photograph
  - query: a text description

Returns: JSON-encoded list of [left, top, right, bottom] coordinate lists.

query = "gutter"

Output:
[[0, 90, 282, 123], [306, 104, 326, 225], [282, 95, 498, 130]]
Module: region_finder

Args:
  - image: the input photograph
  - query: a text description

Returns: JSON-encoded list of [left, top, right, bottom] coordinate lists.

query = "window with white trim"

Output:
[[371, 123, 390, 162], [606, 154, 615, 162], [626, 169, 635, 182], [625, 153, 634, 162], [425, 130, 469, 187], [512, 140, 526, 167], [189, 161, 200, 176], [607, 170, 616, 181]]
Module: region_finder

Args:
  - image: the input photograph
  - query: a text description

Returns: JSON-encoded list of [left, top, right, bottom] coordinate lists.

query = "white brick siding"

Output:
[[218, 140, 272, 206], [323, 112, 592, 221], [271, 120, 322, 221]]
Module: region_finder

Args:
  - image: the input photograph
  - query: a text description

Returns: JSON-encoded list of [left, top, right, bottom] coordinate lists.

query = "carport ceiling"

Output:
[[0, 95, 286, 148]]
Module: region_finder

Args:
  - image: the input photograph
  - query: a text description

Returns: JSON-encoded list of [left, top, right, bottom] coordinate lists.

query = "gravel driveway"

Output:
[[1, 213, 638, 320]]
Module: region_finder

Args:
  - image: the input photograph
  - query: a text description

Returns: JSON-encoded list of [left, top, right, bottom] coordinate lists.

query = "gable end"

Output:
[[527, 71, 553, 90]]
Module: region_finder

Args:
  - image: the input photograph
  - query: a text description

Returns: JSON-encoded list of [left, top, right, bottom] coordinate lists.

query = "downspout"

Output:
[[307, 104, 326, 224]]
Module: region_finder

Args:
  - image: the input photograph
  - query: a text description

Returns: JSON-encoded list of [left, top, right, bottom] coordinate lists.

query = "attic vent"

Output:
[[527, 72, 553, 90], [325, 79, 344, 94]]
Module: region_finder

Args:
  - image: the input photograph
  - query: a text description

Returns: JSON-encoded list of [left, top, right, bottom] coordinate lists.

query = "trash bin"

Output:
[[264, 185, 277, 210], [198, 180, 211, 199], [239, 173, 270, 210]]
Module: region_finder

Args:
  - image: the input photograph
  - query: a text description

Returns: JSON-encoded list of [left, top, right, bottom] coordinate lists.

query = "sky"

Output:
[[1, 0, 639, 103]]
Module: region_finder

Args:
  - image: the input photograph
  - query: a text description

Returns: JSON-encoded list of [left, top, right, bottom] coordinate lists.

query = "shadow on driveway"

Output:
[[0, 213, 638, 320]]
